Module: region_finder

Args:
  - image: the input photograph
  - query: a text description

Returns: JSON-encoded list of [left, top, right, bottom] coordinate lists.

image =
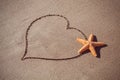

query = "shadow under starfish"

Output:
[[93, 35, 108, 58]]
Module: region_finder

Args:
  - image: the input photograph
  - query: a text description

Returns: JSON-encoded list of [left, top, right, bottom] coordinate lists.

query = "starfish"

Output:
[[76, 34, 105, 57]]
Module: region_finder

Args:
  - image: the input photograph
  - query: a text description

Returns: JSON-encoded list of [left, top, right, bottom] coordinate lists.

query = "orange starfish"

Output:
[[76, 34, 105, 57]]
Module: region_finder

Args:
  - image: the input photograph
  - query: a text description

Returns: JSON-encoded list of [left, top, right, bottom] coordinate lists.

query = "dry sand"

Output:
[[0, 0, 120, 80]]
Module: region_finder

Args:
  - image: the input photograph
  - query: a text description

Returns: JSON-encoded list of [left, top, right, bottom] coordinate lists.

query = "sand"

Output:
[[0, 0, 120, 80]]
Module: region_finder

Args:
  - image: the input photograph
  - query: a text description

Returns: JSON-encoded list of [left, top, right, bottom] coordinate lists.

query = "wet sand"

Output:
[[0, 0, 120, 80]]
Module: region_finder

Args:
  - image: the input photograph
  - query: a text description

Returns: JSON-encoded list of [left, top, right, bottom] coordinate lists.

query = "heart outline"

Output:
[[21, 14, 87, 61]]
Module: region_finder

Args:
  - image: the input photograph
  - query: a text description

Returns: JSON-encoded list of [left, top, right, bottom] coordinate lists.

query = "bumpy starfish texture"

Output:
[[76, 34, 105, 57]]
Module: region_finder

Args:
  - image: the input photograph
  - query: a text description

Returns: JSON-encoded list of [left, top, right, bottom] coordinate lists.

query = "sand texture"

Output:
[[0, 0, 120, 80]]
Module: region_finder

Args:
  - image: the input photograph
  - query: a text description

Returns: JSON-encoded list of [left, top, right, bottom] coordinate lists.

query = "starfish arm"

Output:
[[88, 34, 94, 41], [92, 42, 105, 47], [78, 44, 89, 54], [76, 38, 87, 45], [89, 44, 97, 56]]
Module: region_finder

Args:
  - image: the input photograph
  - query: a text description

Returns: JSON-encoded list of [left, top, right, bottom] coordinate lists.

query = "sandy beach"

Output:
[[0, 0, 120, 80]]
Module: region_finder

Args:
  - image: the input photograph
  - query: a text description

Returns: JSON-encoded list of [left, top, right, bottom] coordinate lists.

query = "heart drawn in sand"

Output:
[[21, 14, 88, 61]]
